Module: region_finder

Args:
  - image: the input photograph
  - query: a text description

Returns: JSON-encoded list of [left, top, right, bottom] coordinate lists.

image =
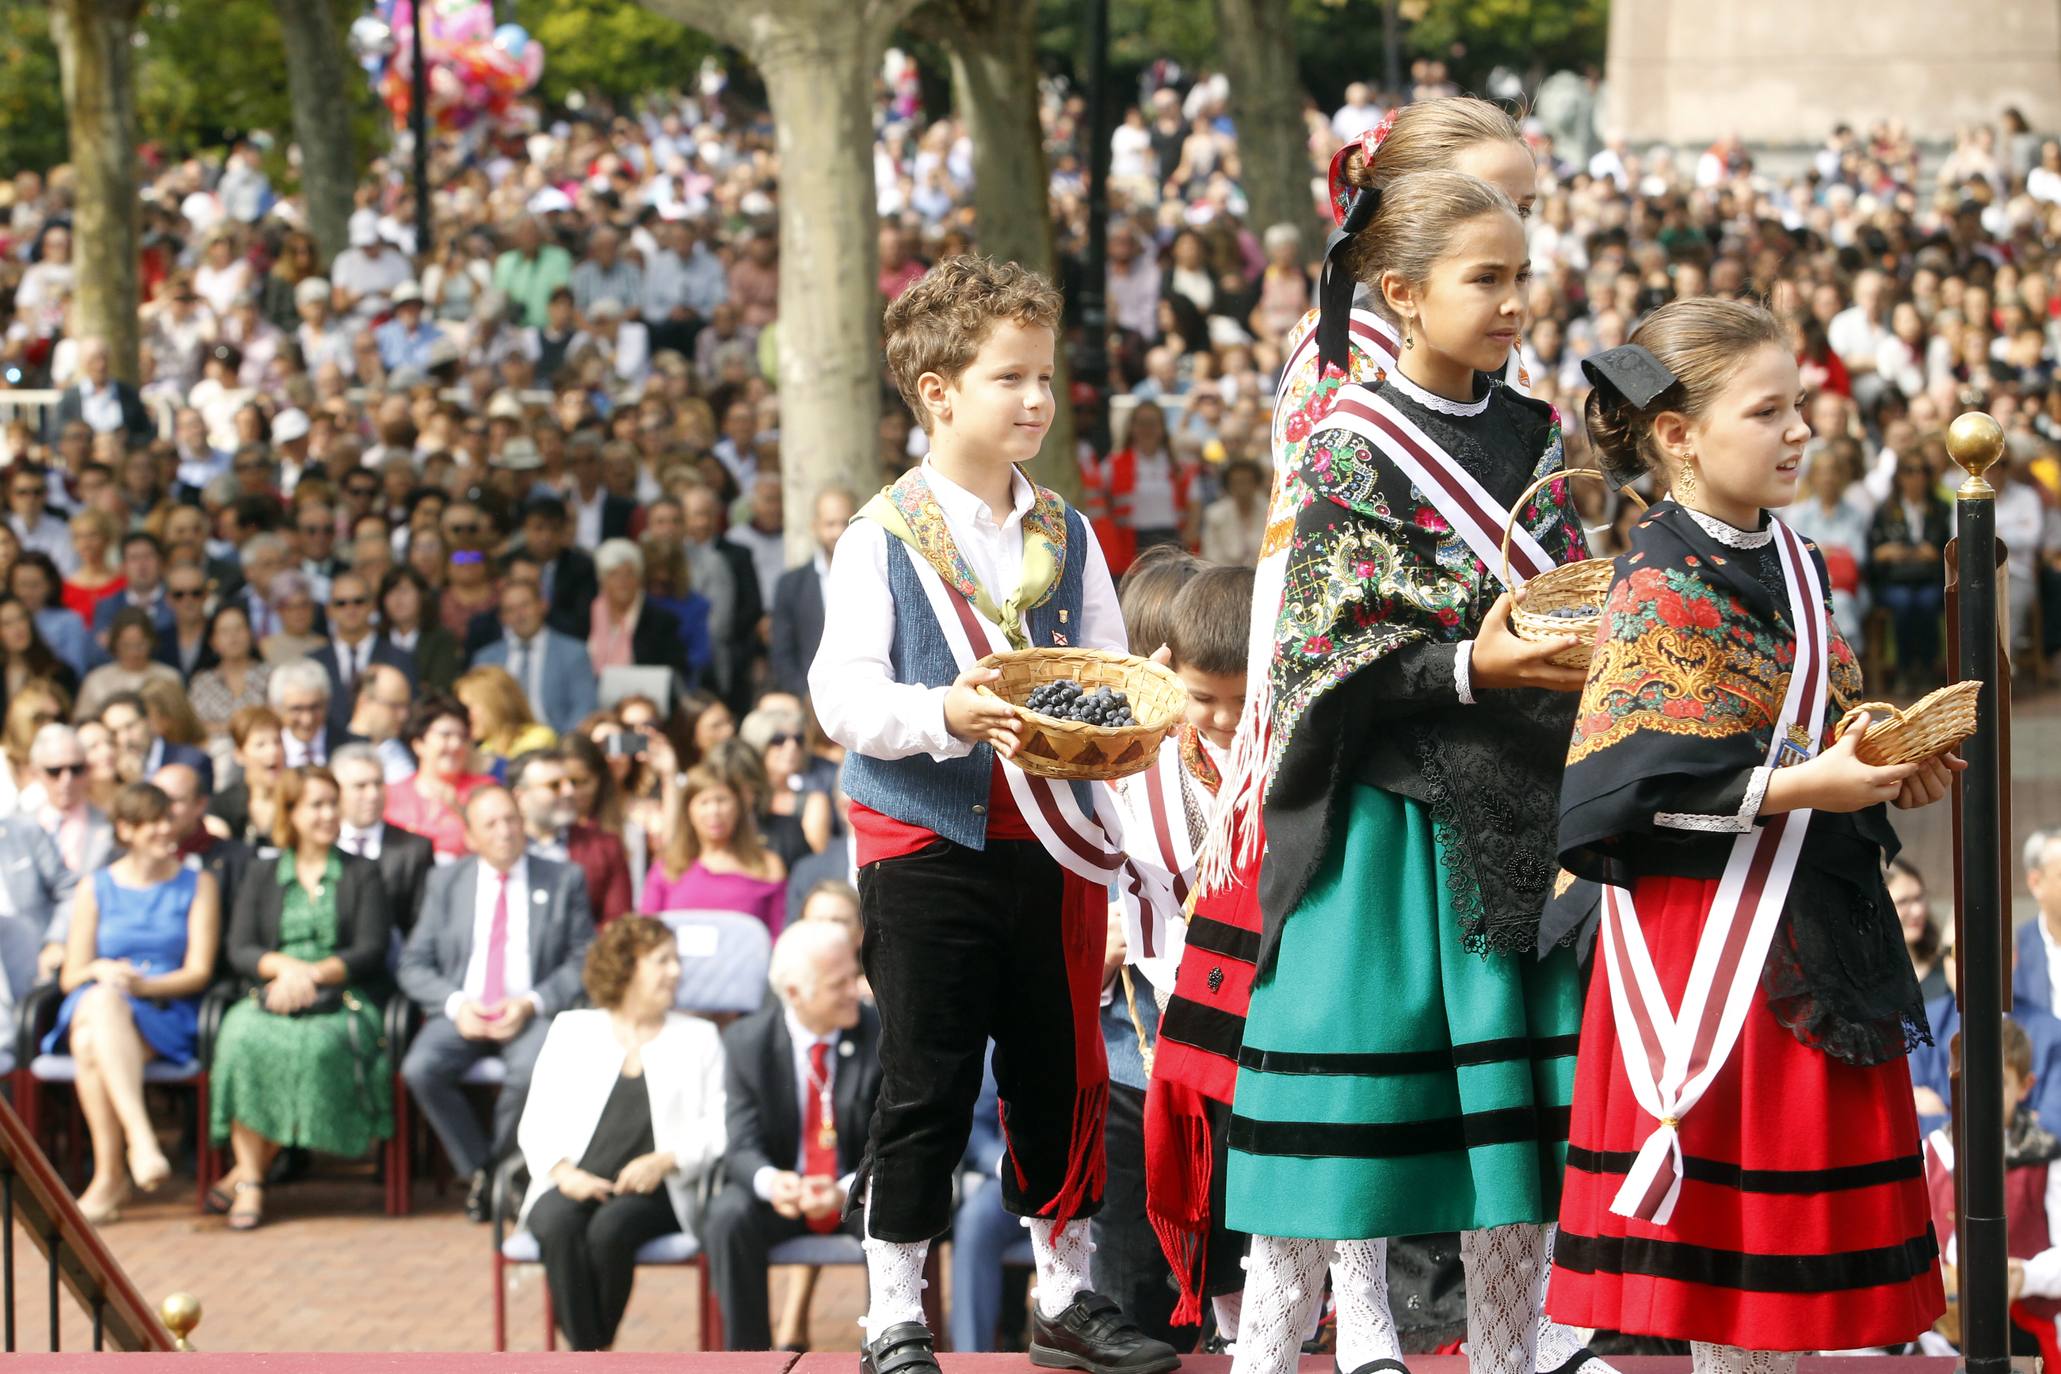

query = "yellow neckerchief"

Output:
[[859, 464, 1069, 651]]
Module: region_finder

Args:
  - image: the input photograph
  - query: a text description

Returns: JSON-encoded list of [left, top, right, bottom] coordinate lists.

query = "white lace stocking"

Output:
[[1460, 1224, 1548, 1374], [1690, 1345, 1799, 1374], [1330, 1238, 1403, 1369], [1230, 1235, 1332, 1374], [1029, 1217, 1095, 1319], [1212, 1291, 1243, 1345], [860, 1237, 931, 1337], [1534, 1227, 1619, 1374]]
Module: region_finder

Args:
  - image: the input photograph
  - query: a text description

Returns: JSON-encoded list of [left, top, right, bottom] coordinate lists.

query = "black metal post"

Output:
[[1951, 411, 2009, 1372], [4, 1168, 14, 1352], [410, 0, 432, 258], [1077, 0, 1110, 458]]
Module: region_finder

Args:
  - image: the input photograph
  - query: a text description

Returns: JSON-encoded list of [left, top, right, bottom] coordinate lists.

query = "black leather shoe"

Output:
[[860, 1321, 940, 1374], [1540, 1349, 1603, 1374], [1030, 1291, 1181, 1374], [464, 1169, 490, 1223], [1338, 1360, 1410, 1374]]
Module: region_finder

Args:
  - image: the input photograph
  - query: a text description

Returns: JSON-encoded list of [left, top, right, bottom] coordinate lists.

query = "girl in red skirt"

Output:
[[1547, 298, 1956, 1367]]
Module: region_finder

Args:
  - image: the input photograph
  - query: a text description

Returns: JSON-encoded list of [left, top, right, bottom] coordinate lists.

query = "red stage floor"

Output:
[[10, 1357, 1969, 1372]]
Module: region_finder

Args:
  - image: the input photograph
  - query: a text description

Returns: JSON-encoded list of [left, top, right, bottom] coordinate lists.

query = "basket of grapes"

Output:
[[975, 647, 1189, 782]]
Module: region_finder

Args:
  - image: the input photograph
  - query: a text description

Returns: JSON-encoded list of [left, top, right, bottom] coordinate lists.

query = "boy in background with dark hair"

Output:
[[811, 255, 1178, 1374]]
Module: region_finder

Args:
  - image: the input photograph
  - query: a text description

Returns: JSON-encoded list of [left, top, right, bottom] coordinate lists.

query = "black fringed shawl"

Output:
[[1258, 376, 1585, 969]]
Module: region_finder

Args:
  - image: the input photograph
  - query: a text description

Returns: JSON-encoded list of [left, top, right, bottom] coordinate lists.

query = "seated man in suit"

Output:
[[767, 488, 852, 698], [471, 578, 597, 736], [52, 336, 155, 447], [2016, 830, 2061, 1015], [344, 665, 420, 784], [704, 920, 881, 1350], [153, 759, 251, 933], [332, 743, 435, 936], [398, 785, 594, 1220], [510, 747, 632, 928], [0, 815, 78, 1021], [269, 659, 348, 768], [98, 692, 212, 793], [26, 723, 114, 982], [90, 532, 175, 640], [310, 571, 417, 738], [520, 496, 600, 640]]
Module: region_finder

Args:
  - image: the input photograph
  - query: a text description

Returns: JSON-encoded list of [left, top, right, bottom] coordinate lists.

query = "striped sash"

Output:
[[1111, 736, 1202, 993], [897, 540, 1125, 886], [1318, 384, 1556, 589], [1597, 519, 1828, 1226]]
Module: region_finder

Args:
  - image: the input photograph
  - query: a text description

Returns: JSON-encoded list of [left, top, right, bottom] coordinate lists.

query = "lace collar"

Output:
[[1387, 367, 1492, 418], [1683, 504, 1773, 549]]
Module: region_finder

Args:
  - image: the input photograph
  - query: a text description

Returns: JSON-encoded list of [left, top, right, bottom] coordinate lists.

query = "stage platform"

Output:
[[0, 1355, 1973, 1371]]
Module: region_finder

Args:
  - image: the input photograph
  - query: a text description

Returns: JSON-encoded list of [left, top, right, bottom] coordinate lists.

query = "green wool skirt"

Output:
[[1224, 784, 1580, 1239], [209, 993, 393, 1156]]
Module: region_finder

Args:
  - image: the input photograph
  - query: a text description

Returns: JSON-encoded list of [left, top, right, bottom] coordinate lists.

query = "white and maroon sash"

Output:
[[896, 543, 1126, 888], [1318, 384, 1557, 591], [1275, 307, 1402, 412], [1110, 736, 1201, 993], [1597, 518, 1829, 1226]]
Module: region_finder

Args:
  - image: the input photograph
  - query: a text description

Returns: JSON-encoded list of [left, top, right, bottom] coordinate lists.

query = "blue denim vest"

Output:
[[842, 505, 1096, 851]]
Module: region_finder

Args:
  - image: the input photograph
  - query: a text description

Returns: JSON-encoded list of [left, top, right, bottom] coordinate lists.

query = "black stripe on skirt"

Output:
[[1239, 1033, 1581, 1077], [1552, 1227, 1940, 1296], [1565, 1145, 1925, 1196], [1229, 1104, 1572, 1159]]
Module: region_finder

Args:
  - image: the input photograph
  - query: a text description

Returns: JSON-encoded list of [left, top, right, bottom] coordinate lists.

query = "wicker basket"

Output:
[[975, 646, 1188, 782], [1502, 469, 1643, 670], [1829, 679, 1982, 766]]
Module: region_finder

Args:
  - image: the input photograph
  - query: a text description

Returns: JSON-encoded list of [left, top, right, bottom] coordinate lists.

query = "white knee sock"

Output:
[[1690, 1344, 1799, 1374], [1330, 1238, 1403, 1370], [1460, 1223, 1549, 1374], [1029, 1216, 1095, 1319], [860, 1236, 931, 1337], [1212, 1291, 1243, 1345], [1230, 1235, 1332, 1374], [1533, 1227, 1619, 1374]]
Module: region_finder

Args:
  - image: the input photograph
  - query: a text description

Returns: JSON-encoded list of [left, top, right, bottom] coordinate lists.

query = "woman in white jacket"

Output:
[[517, 916, 727, 1350]]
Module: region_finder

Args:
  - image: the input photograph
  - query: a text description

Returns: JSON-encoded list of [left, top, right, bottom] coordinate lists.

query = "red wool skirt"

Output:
[[1548, 873, 1945, 1351]]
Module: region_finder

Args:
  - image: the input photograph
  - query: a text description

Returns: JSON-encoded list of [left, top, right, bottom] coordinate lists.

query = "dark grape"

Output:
[[1021, 677, 1135, 728]]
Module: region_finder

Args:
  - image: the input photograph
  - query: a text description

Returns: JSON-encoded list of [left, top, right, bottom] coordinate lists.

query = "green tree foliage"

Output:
[[0, 0, 381, 182], [515, 0, 714, 108], [1402, 0, 1607, 85]]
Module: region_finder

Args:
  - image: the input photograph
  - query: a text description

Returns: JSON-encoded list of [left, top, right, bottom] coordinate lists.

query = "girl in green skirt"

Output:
[[1225, 167, 1590, 1374]]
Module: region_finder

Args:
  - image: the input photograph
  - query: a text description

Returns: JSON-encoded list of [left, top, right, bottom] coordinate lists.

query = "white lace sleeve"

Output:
[[1655, 766, 1771, 833], [1453, 639, 1477, 706]]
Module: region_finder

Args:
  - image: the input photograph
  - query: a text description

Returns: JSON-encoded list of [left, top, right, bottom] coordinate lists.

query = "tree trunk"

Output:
[[1214, 0, 1313, 259], [640, 0, 921, 560], [939, 0, 1080, 500], [274, 0, 357, 264], [50, 0, 143, 385], [758, 39, 896, 564]]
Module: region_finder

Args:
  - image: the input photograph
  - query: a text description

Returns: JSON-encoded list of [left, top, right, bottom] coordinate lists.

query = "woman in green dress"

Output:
[[210, 765, 394, 1230]]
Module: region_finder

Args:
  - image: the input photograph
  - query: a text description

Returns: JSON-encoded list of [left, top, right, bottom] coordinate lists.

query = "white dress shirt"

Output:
[[505, 633, 547, 707], [750, 1007, 855, 1200], [2040, 918, 2061, 1021], [78, 380, 124, 434], [283, 726, 329, 768], [571, 488, 607, 549], [450, 855, 538, 1019], [810, 458, 1124, 763], [340, 821, 385, 860], [331, 635, 374, 692]]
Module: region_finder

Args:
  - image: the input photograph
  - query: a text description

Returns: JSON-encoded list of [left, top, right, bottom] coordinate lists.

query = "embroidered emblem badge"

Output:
[[1776, 724, 1815, 768], [1207, 966, 1225, 994]]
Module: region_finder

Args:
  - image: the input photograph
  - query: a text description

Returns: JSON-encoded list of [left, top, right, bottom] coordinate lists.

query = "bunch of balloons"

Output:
[[350, 0, 546, 134]]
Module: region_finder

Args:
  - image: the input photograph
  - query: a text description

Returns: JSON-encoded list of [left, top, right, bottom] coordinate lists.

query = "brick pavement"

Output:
[[6, 1169, 867, 1354]]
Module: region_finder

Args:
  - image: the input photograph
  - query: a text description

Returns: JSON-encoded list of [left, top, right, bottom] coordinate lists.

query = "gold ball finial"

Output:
[[1947, 411, 2005, 498], [160, 1292, 201, 1351]]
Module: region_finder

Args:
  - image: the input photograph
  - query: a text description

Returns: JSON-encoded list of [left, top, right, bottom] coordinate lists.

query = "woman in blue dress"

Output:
[[46, 781, 221, 1223]]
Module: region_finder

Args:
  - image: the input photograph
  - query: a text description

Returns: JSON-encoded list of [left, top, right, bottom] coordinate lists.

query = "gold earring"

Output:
[[1403, 319, 1415, 350], [1676, 457, 1698, 499]]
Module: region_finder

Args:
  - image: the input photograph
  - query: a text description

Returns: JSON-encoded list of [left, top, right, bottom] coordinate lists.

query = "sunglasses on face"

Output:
[[331, 596, 368, 608], [168, 587, 205, 600], [42, 762, 83, 777], [768, 733, 800, 747]]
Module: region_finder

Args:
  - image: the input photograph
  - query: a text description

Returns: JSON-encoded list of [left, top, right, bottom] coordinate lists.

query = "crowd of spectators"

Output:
[[1, 45, 2061, 1353]]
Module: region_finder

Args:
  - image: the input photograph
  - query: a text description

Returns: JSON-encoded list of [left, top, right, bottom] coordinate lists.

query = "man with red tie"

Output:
[[703, 921, 883, 1349], [398, 785, 595, 1221]]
